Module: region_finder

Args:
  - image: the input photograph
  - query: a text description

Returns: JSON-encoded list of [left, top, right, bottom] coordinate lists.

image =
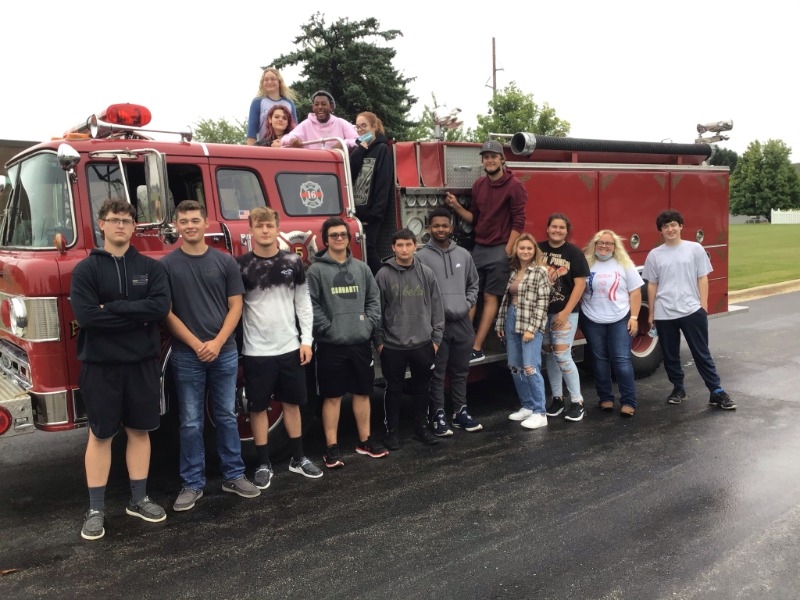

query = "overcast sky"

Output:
[[2, 1, 795, 159]]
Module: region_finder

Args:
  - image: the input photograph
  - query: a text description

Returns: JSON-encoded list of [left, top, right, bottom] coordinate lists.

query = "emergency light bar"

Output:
[[64, 104, 152, 138]]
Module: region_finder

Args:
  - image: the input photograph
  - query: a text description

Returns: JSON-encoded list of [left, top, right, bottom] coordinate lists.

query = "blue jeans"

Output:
[[580, 315, 637, 408], [542, 312, 584, 402], [171, 349, 245, 489], [656, 308, 721, 392], [504, 305, 546, 414]]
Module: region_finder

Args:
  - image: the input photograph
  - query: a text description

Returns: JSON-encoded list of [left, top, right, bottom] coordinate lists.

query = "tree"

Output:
[[268, 13, 416, 140], [710, 147, 739, 171], [194, 118, 247, 145], [473, 82, 570, 142], [730, 139, 800, 222], [405, 93, 474, 142]]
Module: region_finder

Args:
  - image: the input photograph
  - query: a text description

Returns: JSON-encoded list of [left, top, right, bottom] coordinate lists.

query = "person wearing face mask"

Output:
[[281, 90, 358, 150], [350, 111, 393, 274], [579, 230, 644, 417]]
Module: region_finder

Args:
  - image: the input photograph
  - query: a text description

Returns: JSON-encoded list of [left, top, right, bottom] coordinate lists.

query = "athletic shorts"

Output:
[[472, 243, 511, 297], [79, 360, 161, 440], [315, 341, 375, 398], [243, 350, 307, 411]]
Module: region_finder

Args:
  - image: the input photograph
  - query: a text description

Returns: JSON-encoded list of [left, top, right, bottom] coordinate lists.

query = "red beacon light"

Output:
[[64, 103, 152, 138]]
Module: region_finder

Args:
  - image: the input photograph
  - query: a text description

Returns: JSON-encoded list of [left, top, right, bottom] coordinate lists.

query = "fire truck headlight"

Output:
[[9, 298, 28, 335]]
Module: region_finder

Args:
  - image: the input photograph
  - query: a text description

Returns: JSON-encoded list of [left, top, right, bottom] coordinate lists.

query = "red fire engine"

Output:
[[0, 104, 730, 442]]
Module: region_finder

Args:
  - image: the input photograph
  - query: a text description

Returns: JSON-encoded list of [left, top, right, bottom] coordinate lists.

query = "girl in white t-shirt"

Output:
[[580, 230, 644, 417]]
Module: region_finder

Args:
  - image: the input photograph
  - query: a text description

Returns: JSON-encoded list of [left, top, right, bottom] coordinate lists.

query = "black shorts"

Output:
[[315, 341, 375, 398], [79, 360, 161, 440], [243, 351, 307, 412], [473, 244, 511, 296]]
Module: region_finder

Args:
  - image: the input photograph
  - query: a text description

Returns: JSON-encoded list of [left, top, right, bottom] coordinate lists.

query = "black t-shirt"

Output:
[[538, 241, 590, 314]]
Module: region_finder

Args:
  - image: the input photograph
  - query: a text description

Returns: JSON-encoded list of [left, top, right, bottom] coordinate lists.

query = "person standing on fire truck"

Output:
[[70, 198, 171, 541], [444, 140, 527, 364], [238, 207, 323, 481], [281, 90, 359, 150], [162, 200, 261, 512], [246, 66, 298, 145]]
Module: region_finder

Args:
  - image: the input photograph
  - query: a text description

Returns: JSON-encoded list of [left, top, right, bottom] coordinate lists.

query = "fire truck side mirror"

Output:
[[57, 144, 81, 172], [159, 222, 179, 245]]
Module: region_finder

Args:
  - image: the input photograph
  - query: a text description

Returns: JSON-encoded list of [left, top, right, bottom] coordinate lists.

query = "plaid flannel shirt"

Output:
[[495, 264, 551, 336]]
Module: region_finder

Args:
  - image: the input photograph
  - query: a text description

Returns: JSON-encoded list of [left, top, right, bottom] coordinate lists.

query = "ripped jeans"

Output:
[[504, 305, 546, 414], [542, 312, 584, 403]]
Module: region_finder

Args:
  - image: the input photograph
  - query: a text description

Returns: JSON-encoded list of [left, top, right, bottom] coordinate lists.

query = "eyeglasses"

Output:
[[102, 218, 135, 227], [328, 232, 348, 239], [355, 123, 368, 131], [596, 241, 615, 247]]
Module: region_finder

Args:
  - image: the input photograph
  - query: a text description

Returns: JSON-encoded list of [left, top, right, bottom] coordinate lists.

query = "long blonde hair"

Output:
[[509, 233, 545, 270], [584, 229, 635, 269], [256, 67, 297, 102]]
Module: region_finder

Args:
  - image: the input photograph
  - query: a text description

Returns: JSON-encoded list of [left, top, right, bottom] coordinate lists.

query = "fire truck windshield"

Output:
[[0, 154, 75, 249]]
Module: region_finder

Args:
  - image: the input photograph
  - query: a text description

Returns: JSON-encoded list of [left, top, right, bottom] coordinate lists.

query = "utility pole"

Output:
[[492, 37, 497, 99]]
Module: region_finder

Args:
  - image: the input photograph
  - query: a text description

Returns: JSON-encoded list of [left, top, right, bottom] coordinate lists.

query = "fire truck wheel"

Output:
[[630, 302, 662, 380]]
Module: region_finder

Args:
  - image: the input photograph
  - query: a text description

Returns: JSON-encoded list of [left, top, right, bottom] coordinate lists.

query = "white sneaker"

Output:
[[509, 408, 534, 421], [521, 413, 548, 430]]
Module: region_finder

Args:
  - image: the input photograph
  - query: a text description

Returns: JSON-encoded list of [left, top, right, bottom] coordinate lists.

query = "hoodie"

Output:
[[374, 256, 445, 350], [470, 169, 527, 246], [70, 246, 170, 364], [307, 249, 381, 345], [415, 239, 479, 322], [350, 132, 393, 223], [281, 113, 359, 149]]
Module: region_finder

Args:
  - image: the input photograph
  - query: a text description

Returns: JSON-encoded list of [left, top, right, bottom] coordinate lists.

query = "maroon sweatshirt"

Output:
[[469, 169, 527, 246]]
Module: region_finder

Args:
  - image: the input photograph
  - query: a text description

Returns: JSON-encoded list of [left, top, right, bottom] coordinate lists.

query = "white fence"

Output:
[[771, 209, 800, 224]]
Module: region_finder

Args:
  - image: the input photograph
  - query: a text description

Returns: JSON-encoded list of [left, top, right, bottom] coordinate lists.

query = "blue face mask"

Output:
[[595, 251, 614, 261]]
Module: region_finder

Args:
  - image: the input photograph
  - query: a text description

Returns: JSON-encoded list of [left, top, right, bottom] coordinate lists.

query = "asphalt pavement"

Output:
[[1, 292, 799, 600]]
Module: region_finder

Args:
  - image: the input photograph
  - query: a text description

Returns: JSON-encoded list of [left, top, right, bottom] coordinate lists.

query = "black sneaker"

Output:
[[81, 509, 105, 540], [126, 496, 167, 523], [709, 389, 737, 410], [384, 429, 401, 451], [546, 396, 565, 417], [253, 465, 274, 489], [469, 349, 486, 363], [324, 444, 345, 469], [355, 437, 389, 458], [452, 406, 483, 432], [666, 387, 687, 405], [431, 409, 454, 437], [414, 427, 440, 445], [289, 457, 324, 479], [564, 402, 585, 422]]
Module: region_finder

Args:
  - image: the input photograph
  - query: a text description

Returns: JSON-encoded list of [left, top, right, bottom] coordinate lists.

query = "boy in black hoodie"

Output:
[[70, 199, 170, 540]]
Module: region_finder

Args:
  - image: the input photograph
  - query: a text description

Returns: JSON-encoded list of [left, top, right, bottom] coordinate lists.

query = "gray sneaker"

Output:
[[289, 457, 323, 479], [253, 465, 274, 490], [222, 476, 261, 498], [81, 509, 105, 541], [126, 496, 167, 523], [173, 488, 203, 512]]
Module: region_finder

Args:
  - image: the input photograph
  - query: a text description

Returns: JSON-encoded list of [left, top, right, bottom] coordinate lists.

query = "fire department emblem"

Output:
[[277, 230, 318, 268], [299, 181, 324, 209]]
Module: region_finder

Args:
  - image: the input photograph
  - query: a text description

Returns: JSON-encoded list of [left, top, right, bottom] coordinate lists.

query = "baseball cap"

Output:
[[479, 140, 504, 155]]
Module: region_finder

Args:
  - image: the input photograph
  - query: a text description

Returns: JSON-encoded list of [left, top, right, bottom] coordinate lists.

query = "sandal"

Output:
[[599, 400, 614, 411], [620, 405, 635, 418]]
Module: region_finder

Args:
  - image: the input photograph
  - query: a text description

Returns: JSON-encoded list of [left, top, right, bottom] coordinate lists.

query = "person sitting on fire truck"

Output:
[[162, 200, 261, 512], [255, 105, 296, 148], [70, 198, 171, 541], [281, 90, 358, 150], [246, 66, 299, 146], [444, 140, 527, 364], [237, 207, 324, 481]]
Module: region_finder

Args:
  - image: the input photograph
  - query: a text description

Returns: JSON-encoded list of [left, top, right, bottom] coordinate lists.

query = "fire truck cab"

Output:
[[0, 103, 731, 441]]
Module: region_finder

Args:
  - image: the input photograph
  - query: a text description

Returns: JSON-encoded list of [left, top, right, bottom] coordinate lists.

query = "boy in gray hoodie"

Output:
[[307, 217, 388, 468], [416, 207, 483, 435], [375, 228, 445, 449]]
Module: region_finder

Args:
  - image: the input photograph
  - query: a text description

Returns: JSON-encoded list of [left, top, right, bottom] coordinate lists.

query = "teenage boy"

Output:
[[238, 207, 323, 481], [307, 217, 388, 468], [643, 210, 736, 410], [445, 140, 527, 363], [281, 90, 358, 150], [162, 200, 260, 512], [416, 207, 483, 435], [70, 198, 171, 540], [375, 228, 445, 449]]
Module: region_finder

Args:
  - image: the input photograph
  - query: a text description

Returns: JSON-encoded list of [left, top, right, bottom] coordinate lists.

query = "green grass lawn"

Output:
[[729, 224, 800, 290]]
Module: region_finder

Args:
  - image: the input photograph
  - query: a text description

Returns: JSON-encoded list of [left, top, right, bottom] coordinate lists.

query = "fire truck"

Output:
[[0, 104, 730, 442]]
